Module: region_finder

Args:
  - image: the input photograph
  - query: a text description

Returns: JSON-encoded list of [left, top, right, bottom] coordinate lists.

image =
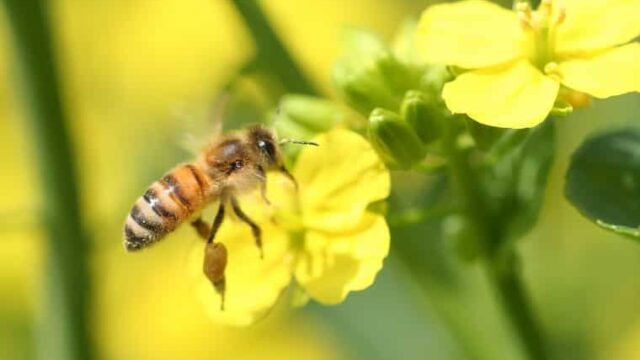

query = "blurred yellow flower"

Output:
[[96, 237, 344, 360], [189, 129, 391, 326], [416, 0, 640, 128]]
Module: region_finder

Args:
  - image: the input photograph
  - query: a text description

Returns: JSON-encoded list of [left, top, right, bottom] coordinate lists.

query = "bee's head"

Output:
[[248, 125, 318, 189], [248, 126, 282, 169]]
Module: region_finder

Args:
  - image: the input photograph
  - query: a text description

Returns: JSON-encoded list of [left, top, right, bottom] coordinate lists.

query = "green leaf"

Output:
[[565, 128, 640, 240]]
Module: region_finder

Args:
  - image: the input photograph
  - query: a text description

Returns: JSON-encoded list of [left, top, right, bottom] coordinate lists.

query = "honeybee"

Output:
[[123, 125, 316, 309]]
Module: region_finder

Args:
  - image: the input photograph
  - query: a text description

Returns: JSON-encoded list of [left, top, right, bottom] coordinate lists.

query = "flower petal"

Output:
[[294, 129, 390, 232], [558, 43, 640, 98], [443, 60, 559, 128], [416, 0, 526, 68], [294, 214, 390, 304], [556, 0, 640, 55], [190, 196, 293, 326]]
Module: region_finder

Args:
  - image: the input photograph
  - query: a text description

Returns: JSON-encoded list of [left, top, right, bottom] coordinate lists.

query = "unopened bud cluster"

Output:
[[332, 29, 449, 169]]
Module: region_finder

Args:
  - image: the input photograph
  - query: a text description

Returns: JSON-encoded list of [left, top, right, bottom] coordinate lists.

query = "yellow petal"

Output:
[[416, 0, 526, 68], [558, 43, 640, 98], [556, 0, 640, 55], [294, 214, 390, 304], [443, 60, 559, 128], [294, 129, 390, 232], [189, 197, 293, 326]]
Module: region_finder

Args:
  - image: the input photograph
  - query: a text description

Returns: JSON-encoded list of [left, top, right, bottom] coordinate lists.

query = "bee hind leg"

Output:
[[195, 202, 228, 310], [203, 241, 227, 311], [230, 196, 263, 259], [190, 218, 210, 239]]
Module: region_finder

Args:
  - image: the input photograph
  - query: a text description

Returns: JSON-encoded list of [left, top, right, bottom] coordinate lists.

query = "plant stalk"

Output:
[[486, 257, 547, 360], [1, 1, 92, 360], [444, 123, 548, 360], [229, 0, 319, 96]]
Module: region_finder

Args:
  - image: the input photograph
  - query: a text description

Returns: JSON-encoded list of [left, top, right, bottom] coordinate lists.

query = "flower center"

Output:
[[516, 0, 566, 71]]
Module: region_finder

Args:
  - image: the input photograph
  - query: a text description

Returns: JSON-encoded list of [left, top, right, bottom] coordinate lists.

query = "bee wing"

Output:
[[174, 92, 229, 156]]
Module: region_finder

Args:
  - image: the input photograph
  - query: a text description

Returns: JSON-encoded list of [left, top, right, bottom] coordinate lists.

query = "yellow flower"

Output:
[[189, 129, 391, 326], [416, 0, 640, 128]]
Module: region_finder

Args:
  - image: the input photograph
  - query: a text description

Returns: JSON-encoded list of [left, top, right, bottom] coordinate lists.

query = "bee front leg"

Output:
[[230, 196, 263, 259], [256, 165, 271, 206], [279, 165, 298, 190]]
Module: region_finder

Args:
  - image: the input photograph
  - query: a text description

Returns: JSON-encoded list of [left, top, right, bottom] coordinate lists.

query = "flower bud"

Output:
[[401, 90, 443, 144], [368, 108, 426, 169], [278, 94, 343, 132], [333, 29, 420, 116], [273, 95, 344, 159], [333, 58, 402, 116]]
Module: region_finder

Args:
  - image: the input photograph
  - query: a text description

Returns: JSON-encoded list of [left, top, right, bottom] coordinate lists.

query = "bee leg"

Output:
[[207, 202, 226, 244], [280, 165, 298, 190], [230, 196, 263, 259], [257, 165, 271, 205], [201, 202, 228, 310], [260, 182, 271, 206], [190, 218, 210, 240], [203, 240, 227, 311]]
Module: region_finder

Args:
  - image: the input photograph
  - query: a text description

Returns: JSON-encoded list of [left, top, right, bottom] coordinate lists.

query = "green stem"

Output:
[[444, 124, 548, 360], [486, 257, 547, 360], [1, 1, 92, 360], [229, 0, 319, 96]]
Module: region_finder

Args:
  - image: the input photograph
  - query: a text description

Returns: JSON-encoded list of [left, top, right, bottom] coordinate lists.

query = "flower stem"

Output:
[[1, 1, 92, 360], [443, 123, 548, 360], [486, 256, 548, 360], [229, 0, 319, 96]]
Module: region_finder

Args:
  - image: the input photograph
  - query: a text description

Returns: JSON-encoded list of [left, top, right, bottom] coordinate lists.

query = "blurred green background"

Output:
[[1, 1, 640, 359]]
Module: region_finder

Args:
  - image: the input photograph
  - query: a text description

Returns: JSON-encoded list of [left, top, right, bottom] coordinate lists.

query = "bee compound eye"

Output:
[[258, 139, 276, 160]]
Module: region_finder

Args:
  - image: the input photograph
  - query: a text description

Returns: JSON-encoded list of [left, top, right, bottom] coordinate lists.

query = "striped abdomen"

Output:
[[124, 163, 215, 251]]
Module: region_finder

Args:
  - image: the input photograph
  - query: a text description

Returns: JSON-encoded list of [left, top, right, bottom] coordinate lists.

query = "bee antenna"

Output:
[[279, 139, 319, 147]]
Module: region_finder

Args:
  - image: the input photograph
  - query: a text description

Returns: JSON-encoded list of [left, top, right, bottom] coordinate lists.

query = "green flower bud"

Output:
[[274, 115, 316, 142], [401, 90, 443, 144], [333, 58, 401, 116], [273, 94, 344, 143], [368, 108, 426, 169], [333, 29, 421, 116], [279, 94, 343, 132]]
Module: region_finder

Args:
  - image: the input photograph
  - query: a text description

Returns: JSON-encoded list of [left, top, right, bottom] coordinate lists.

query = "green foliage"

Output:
[[505, 121, 555, 241], [443, 214, 483, 262], [486, 121, 556, 245], [466, 119, 507, 152], [565, 128, 640, 240]]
